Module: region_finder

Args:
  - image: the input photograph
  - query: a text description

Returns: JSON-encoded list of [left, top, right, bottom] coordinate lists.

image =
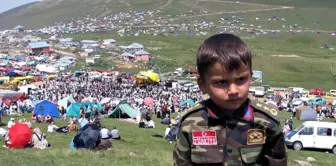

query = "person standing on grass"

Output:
[[173, 33, 287, 166]]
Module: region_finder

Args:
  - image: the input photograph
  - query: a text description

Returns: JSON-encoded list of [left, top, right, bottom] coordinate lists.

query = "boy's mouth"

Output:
[[227, 98, 241, 102]]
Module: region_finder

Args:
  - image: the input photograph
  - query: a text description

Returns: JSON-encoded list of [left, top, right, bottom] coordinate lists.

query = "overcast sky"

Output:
[[0, 0, 37, 13]]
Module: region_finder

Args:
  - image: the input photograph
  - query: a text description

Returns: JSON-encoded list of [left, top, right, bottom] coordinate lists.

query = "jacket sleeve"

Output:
[[262, 125, 288, 166], [173, 125, 192, 166]]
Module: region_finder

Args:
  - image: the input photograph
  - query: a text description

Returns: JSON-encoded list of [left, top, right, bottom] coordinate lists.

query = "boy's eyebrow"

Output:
[[210, 71, 250, 80]]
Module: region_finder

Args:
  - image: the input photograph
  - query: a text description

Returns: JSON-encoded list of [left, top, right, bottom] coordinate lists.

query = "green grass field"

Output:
[[0, 110, 335, 166]]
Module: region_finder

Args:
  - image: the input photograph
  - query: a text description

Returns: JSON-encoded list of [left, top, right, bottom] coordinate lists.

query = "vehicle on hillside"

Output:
[[309, 88, 326, 95], [254, 87, 265, 97], [289, 87, 306, 94], [262, 84, 271, 91], [249, 86, 256, 95], [307, 97, 326, 106], [330, 89, 336, 97], [285, 121, 336, 154]]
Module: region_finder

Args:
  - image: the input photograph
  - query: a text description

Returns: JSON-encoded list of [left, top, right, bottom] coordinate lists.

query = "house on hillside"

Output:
[[81, 40, 100, 52], [188, 68, 198, 76], [135, 50, 150, 62], [120, 52, 135, 61], [14, 25, 25, 33], [59, 38, 74, 44], [81, 40, 98, 46], [126, 43, 144, 53], [26, 41, 51, 56], [102, 39, 116, 47]]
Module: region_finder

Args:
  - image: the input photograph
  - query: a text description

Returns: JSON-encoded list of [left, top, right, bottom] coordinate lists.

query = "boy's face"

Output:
[[197, 62, 252, 110]]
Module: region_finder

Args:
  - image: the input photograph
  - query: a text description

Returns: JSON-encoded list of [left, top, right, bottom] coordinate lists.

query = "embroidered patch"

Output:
[[243, 106, 253, 121], [269, 108, 278, 116], [256, 102, 278, 116], [247, 129, 266, 145], [192, 130, 217, 146]]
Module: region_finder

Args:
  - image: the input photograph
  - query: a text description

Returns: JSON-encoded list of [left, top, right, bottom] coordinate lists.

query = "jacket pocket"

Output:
[[240, 145, 263, 164], [191, 145, 223, 163]]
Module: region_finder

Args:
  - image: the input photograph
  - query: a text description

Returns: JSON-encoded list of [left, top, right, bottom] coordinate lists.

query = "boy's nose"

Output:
[[228, 84, 239, 95]]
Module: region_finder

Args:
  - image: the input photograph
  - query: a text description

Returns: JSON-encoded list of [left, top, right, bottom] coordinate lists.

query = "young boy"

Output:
[[173, 33, 287, 166]]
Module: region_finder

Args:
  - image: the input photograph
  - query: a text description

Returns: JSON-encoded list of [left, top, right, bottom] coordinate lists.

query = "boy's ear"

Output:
[[197, 75, 207, 94]]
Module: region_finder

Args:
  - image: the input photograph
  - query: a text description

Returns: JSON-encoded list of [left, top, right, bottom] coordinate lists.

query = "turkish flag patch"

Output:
[[192, 130, 217, 146]]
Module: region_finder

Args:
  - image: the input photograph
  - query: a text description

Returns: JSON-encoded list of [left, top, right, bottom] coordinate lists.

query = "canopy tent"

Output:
[[179, 99, 195, 107], [108, 104, 139, 118], [296, 106, 317, 121], [100, 97, 112, 104], [58, 96, 76, 109], [136, 71, 160, 83], [34, 100, 59, 118], [66, 102, 103, 118]]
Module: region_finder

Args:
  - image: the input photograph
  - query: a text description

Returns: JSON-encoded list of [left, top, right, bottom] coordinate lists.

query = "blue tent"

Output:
[[16, 57, 24, 62], [6, 71, 16, 77], [179, 99, 195, 107], [34, 100, 59, 118], [58, 96, 76, 109], [3, 56, 13, 60], [66, 102, 103, 118]]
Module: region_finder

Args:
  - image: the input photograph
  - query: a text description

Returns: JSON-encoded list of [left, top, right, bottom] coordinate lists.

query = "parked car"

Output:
[[309, 88, 326, 95], [254, 87, 265, 97], [330, 89, 336, 97], [307, 97, 326, 106], [285, 121, 336, 154]]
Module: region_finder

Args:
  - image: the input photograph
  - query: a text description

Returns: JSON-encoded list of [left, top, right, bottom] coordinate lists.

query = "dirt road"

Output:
[[53, 49, 77, 57]]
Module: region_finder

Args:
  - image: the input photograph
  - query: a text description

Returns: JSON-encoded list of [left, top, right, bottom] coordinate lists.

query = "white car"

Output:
[[285, 121, 336, 154], [254, 87, 265, 97], [190, 85, 200, 92]]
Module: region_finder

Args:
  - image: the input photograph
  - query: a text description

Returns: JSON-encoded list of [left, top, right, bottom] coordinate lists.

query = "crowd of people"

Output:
[[0, 72, 204, 150]]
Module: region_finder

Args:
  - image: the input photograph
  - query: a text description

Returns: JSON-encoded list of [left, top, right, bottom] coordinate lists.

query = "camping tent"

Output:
[[179, 99, 195, 107], [34, 100, 59, 118], [108, 104, 139, 118], [296, 106, 317, 121], [66, 102, 103, 118], [58, 96, 76, 109]]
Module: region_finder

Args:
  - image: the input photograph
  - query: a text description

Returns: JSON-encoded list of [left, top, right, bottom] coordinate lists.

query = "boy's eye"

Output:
[[236, 77, 247, 84], [215, 80, 228, 85]]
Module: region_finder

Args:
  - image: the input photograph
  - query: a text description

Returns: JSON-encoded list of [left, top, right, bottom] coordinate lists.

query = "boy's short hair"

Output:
[[197, 33, 251, 79]]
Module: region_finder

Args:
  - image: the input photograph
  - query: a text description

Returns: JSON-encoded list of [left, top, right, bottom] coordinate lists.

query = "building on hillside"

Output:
[[59, 38, 74, 44], [81, 40, 100, 52], [135, 50, 150, 62], [14, 25, 25, 33], [126, 43, 144, 53], [81, 40, 98, 47], [102, 39, 116, 47], [188, 68, 198, 75], [26, 41, 51, 56], [120, 52, 135, 61]]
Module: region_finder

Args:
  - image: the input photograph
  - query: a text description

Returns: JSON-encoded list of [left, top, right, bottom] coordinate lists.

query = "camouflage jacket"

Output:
[[173, 98, 287, 166]]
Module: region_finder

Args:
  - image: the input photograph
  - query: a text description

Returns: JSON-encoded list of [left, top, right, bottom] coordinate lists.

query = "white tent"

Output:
[[100, 97, 112, 104]]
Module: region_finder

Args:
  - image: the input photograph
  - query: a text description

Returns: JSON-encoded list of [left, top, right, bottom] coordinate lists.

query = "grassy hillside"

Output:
[[1, 0, 336, 31], [0, 0, 168, 29], [0, 1, 39, 16]]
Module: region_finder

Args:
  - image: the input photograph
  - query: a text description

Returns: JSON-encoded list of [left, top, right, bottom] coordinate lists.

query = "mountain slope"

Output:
[[0, 0, 168, 30], [0, 1, 40, 17]]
